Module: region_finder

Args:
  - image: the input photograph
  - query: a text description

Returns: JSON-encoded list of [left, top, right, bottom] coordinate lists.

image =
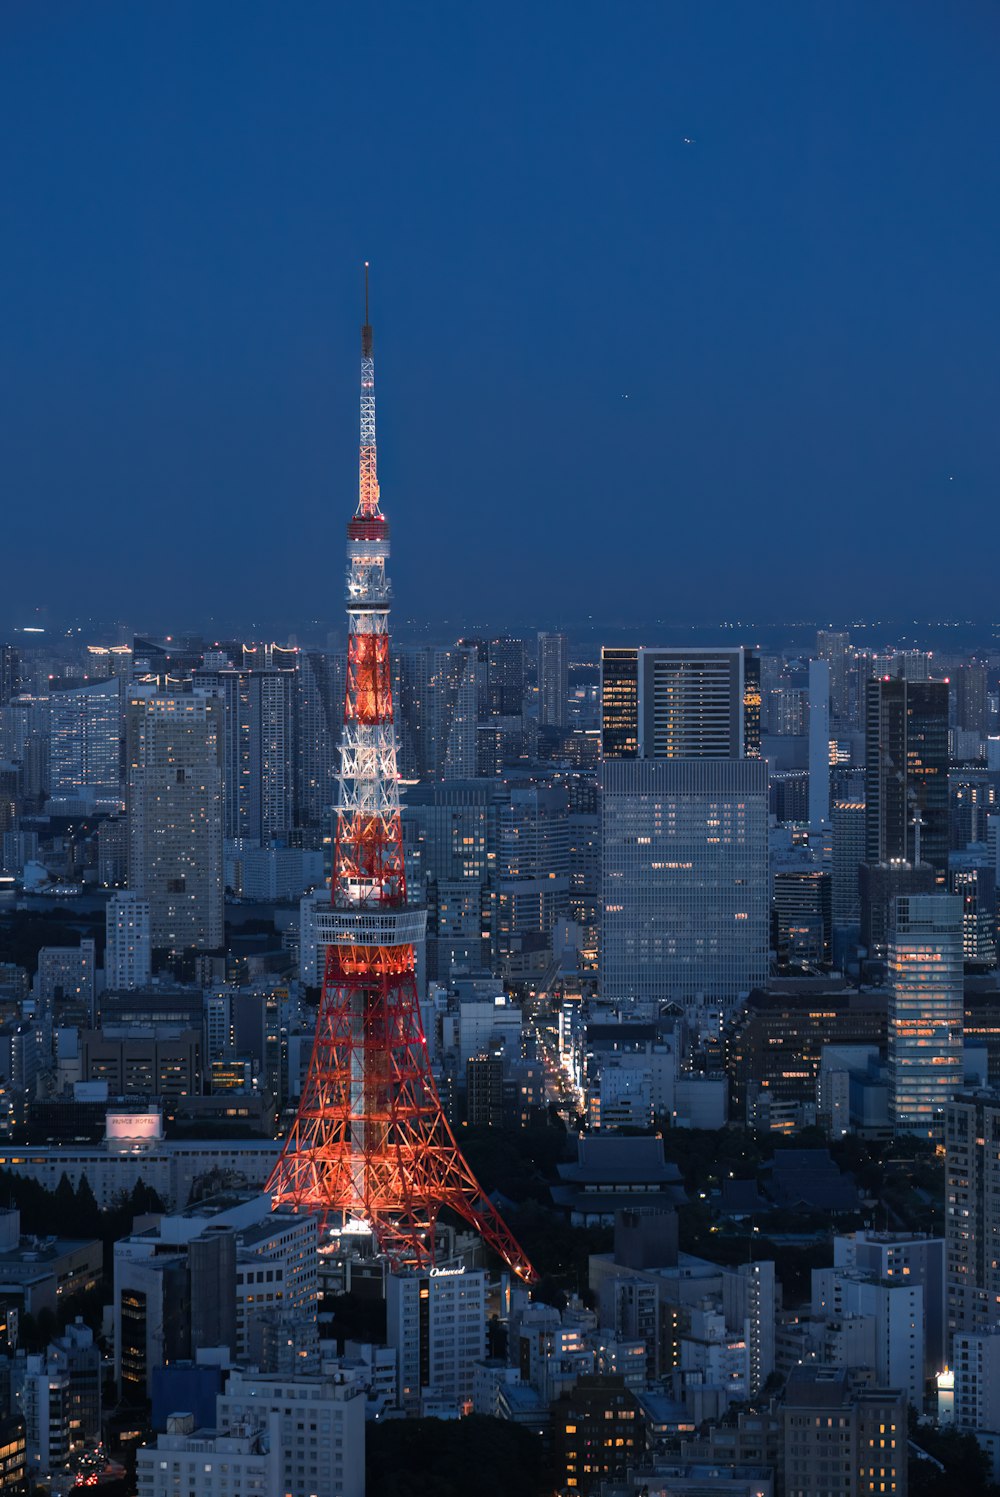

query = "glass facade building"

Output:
[[888, 893, 963, 1137]]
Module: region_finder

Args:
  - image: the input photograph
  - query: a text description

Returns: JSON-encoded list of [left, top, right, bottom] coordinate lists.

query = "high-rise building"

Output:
[[951, 864, 998, 968], [126, 691, 224, 952], [601, 646, 760, 761], [816, 629, 850, 724], [956, 663, 988, 738], [0, 646, 22, 708], [105, 891, 151, 992], [946, 1090, 1000, 1343], [600, 646, 768, 1010], [832, 800, 865, 928], [209, 666, 295, 844], [888, 894, 963, 1137], [394, 646, 478, 781], [602, 758, 769, 1008], [773, 869, 832, 970], [293, 649, 344, 832], [49, 677, 122, 800], [386, 1266, 487, 1411], [808, 658, 830, 830], [865, 677, 949, 880], [495, 783, 570, 963], [538, 632, 569, 729], [401, 780, 493, 981]]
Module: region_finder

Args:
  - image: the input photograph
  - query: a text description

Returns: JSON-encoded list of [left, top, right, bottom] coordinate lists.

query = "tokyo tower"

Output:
[[268, 269, 535, 1282]]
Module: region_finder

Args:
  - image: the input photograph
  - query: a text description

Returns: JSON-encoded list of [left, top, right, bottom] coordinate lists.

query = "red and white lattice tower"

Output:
[[267, 270, 535, 1281]]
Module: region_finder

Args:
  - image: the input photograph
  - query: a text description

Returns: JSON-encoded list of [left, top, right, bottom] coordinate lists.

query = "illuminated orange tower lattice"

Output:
[[268, 270, 534, 1280]]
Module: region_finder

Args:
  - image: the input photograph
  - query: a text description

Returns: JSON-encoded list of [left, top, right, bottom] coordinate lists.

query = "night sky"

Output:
[[2, 2, 999, 637]]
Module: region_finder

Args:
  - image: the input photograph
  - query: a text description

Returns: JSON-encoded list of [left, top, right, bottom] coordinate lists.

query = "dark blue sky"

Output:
[[2, 2, 998, 636]]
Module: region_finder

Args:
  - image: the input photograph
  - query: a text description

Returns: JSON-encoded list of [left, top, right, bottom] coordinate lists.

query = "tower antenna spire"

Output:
[[362, 260, 372, 360]]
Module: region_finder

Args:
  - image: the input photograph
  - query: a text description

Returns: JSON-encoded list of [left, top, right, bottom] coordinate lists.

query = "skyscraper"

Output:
[[0, 646, 22, 708], [293, 649, 344, 832], [49, 677, 122, 801], [600, 647, 768, 1010], [126, 691, 224, 953], [807, 657, 830, 830], [831, 800, 865, 928], [888, 894, 963, 1137], [196, 661, 295, 844], [394, 646, 478, 781], [816, 629, 850, 724], [955, 662, 988, 737], [864, 677, 949, 880], [538, 631, 569, 729]]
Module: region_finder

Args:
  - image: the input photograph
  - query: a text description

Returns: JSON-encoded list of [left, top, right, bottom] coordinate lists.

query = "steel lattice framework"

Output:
[[267, 270, 535, 1281]]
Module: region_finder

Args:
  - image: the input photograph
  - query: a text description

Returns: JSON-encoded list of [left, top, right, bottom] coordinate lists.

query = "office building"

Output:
[[832, 800, 865, 928], [127, 691, 224, 952], [781, 1366, 906, 1497], [946, 1090, 1000, 1342], [888, 894, 963, 1136], [293, 649, 344, 831], [49, 677, 122, 800], [394, 645, 479, 781], [105, 892, 151, 992], [495, 782, 571, 963], [956, 663, 988, 738], [538, 631, 569, 729], [773, 870, 832, 970], [601, 646, 761, 762], [951, 864, 997, 968], [865, 677, 949, 880], [137, 1413, 280, 1497], [0, 645, 22, 708], [401, 780, 493, 981], [387, 1266, 486, 1411], [601, 646, 768, 1009], [602, 756, 769, 1009], [817, 629, 851, 724], [216, 1371, 364, 1497]]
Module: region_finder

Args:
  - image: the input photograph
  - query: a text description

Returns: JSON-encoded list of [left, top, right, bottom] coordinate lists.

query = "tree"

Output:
[[367, 1415, 551, 1497]]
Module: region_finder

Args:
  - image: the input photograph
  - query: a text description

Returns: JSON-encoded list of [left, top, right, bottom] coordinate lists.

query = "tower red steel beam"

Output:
[[268, 268, 535, 1282]]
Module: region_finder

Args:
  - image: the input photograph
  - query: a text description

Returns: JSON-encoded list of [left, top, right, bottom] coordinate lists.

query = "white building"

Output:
[[834, 1230, 945, 1373], [387, 1267, 487, 1411], [812, 1265, 924, 1405], [217, 1371, 365, 1497], [236, 1213, 319, 1361], [0, 1117, 279, 1210], [953, 1328, 1000, 1451], [137, 1412, 279, 1497], [17, 1356, 70, 1476], [105, 892, 152, 992]]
